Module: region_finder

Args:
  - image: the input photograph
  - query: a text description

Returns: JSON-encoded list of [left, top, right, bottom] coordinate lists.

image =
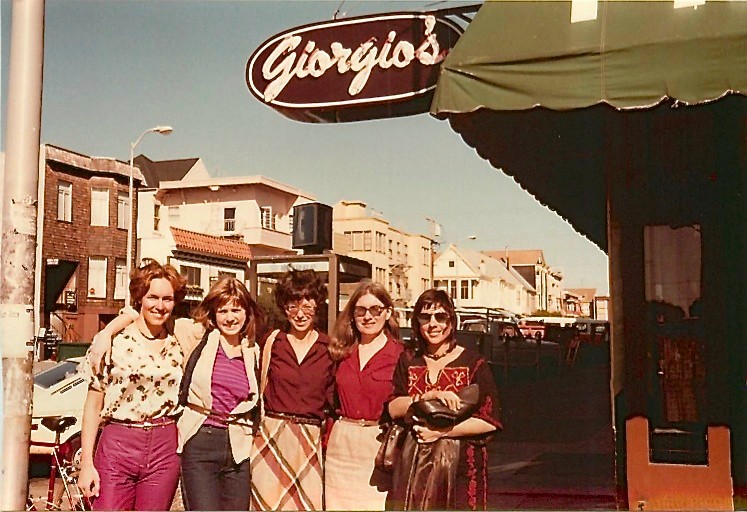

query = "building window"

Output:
[[260, 206, 275, 230], [114, 259, 127, 299], [288, 211, 294, 234], [448, 260, 455, 268], [422, 247, 429, 265], [449, 280, 457, 299], [117, 192, 129, 230], [376, 267, 386, 284], [90, 187, 109, 227], [376, 232, 386, 254], [57, 181, 72, 222], [224, 207, 236, 232], [88, 257, 107, 298], [168, 205, 180, 223], [403, 244, 408, 264], [363, 231, 372, 251], [352, 231, 364, 251], [388, 240, 393, 258], [422, 278, 430, 291], [461, 280, 470, 300], [181, 265, 201, 287], [153, 204, 161, 230]]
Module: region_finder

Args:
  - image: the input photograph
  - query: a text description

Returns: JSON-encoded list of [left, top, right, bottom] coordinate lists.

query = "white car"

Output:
[[31, 357, 87, 461]]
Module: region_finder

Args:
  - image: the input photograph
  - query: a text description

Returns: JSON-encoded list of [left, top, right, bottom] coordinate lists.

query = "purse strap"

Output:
[[179, 329, 211, 406]]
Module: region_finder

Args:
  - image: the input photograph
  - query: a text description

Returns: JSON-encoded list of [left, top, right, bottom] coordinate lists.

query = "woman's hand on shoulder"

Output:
[[86, 333, 112, 374]]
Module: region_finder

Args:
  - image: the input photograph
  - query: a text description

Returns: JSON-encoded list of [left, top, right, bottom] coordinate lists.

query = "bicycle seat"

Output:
[[41, 415, 77, 433]]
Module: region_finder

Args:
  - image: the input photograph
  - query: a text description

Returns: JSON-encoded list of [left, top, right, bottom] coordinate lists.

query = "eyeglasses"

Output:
[[353, 305, 388, 318], [285, 303, 316, 315], [416, 312, 450, 324]]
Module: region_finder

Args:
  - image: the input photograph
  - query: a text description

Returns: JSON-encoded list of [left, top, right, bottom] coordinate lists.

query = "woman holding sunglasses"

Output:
[[325, 280, 403, 510], [87, 276, 262, 510], [387, 289, 502, 511], [251, 269, 335, 511]]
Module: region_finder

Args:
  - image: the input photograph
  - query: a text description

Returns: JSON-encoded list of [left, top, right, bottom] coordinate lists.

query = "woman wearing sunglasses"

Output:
[[251, 269, 335, 511], [387, 289, 502, 511], [325, 280, 404, 510], [86, 276, 262, 510]]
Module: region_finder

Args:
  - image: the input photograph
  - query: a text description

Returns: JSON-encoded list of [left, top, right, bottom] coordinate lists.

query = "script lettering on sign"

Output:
[[246, 12, 464, 123]]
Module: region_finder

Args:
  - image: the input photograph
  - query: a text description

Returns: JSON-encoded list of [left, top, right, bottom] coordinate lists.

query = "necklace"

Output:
[[424, 343, 456, 361]]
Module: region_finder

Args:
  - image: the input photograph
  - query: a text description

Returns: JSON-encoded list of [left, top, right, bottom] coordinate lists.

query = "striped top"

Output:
[[204, 343, 251, 428]]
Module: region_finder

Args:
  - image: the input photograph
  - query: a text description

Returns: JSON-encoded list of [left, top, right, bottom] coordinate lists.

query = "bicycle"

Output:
[[27, 415, 90, 511]]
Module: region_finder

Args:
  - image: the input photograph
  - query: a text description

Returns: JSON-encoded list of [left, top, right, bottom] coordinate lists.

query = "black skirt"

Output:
[[387, 430, 490, 511]]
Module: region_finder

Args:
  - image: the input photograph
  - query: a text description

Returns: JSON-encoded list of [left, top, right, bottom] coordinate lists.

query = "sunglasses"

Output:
[[285, 303, 316, 315], [416, 312, 450, 324], [353, 305, 388, 318]]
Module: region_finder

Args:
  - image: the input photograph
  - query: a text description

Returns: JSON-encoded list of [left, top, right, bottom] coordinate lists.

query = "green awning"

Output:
[[432, 0, 747, 114], [429, 1, 747, 252]]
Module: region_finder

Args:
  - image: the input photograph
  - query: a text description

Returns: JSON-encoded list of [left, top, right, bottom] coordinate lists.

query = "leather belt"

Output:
[[338, 417, 379, 427], [265, 411, 322, 426], [187, 402, 252, 426], [108, 417, 175, 430]]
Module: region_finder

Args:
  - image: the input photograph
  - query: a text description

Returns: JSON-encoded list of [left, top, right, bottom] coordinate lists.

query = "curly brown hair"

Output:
[[330, 279, 400, 361], [274, 269, 327, 310], [191, 277, 262, 344], [129, 260, 187, 311]]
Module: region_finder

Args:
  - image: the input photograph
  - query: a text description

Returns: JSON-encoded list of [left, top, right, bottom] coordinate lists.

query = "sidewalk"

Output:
[[487, 353, 619, 510]]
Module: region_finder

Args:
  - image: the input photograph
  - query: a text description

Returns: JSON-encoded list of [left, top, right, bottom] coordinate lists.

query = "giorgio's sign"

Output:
[[246, 12, 464, 123]]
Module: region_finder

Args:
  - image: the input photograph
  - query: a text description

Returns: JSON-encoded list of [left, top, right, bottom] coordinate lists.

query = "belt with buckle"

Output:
[[108, 417, 176, 430], [265, 411, 322, 426], [338, 416, 379, 427]]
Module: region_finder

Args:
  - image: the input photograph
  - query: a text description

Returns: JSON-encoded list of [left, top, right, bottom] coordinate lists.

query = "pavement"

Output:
[[487, 347, 619, 510], [31, 346, 618, 511]]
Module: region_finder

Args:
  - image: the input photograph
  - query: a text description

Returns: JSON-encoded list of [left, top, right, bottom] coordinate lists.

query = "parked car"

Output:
[[31, 357, 87, 462]]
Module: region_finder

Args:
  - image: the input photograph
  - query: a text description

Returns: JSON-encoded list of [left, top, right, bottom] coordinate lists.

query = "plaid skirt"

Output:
[[250, 415, 324, 511]]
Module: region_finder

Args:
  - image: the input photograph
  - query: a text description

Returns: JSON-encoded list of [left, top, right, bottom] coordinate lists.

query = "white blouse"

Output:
[[87, 323, 183, 421]]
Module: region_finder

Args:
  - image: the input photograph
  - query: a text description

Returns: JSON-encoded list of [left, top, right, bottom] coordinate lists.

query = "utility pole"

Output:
[[0, 0, 45, 509]]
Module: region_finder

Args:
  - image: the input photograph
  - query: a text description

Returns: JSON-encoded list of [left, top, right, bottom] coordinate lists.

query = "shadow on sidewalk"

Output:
[[487, 353, 618, 510]]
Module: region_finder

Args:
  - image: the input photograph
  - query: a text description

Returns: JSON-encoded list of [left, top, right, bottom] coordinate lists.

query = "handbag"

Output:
[[374, 422, 407, 473], [407, 384, 480, 428]]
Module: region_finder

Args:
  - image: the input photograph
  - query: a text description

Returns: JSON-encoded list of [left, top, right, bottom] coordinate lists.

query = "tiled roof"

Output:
[[170, 227, 252, 261], [482, 249, 545, 266]]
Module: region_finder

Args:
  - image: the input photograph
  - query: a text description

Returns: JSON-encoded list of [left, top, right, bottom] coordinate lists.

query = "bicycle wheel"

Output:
[[56, 461, 90, 511]]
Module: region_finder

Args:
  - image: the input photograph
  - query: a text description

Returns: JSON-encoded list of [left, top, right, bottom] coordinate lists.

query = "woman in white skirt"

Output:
[[325, 280, 404, 510]]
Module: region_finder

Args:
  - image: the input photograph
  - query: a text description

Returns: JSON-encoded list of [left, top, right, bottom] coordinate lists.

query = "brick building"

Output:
[[34, 145, 142, 346]]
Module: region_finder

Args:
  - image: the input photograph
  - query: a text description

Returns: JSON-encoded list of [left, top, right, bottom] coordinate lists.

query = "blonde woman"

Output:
[[326, 279, 403, 510]]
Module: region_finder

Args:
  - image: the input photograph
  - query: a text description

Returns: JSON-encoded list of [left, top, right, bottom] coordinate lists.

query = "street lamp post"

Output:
[[126, 125, 172, 306]]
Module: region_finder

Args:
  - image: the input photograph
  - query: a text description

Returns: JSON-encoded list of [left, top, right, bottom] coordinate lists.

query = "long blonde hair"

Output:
[[330, 279, 400, 361]]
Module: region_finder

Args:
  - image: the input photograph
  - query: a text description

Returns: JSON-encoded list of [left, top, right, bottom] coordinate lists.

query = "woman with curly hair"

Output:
[[251, 269, 335, 511], [325, 279, 403, 510], [87, 276, 262, 510], [79, 261, 187, 510], [387, 289, 502, 511]]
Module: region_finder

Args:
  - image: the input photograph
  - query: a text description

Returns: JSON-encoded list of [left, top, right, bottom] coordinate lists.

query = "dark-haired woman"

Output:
[[325, 280, 403, 510], [79, 261, 187, 511], [87, 277, 262, 510], [387, 289, 502, 511], [251, 269, 335, 511]]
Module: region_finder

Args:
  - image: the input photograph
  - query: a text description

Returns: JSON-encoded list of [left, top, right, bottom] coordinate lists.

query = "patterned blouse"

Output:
[[87, 323, 183, 421]]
